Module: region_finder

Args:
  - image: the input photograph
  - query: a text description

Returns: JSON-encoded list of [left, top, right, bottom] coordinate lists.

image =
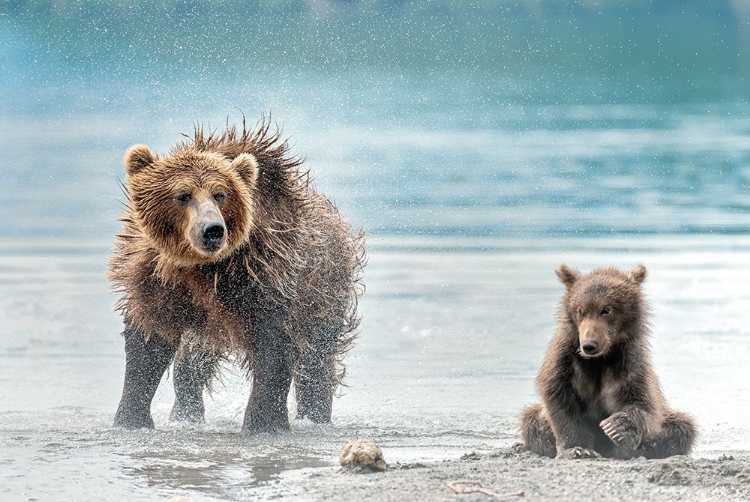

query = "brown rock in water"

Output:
[[340, 439, 387, 472]]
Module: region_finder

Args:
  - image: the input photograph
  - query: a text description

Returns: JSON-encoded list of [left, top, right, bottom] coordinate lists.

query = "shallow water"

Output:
[[2, 2, 750, 501], [2, 236, 750, 500]]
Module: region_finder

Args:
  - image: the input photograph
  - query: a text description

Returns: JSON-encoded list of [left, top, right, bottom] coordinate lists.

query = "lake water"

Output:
[[1, 2, 750, 501]]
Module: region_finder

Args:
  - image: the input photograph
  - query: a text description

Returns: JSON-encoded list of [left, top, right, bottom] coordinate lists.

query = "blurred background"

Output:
[[2, 0, 750, 239], [2, 2, 750, 500]]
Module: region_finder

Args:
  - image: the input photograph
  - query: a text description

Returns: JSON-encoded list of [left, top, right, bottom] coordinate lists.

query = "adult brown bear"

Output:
[[110, 119, 365, 432], [520, 264, 696, 459]]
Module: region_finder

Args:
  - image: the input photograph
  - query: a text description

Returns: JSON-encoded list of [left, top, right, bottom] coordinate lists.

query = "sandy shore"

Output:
[[269, 446, 750, 501]]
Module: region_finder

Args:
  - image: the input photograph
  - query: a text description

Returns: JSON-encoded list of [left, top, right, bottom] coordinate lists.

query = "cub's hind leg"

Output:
[[638, 409, 697, 459]]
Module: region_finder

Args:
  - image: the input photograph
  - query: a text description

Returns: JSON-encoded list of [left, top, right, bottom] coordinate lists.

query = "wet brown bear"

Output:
[[520, 264, 696, 459], [110, 119, 365, 432]]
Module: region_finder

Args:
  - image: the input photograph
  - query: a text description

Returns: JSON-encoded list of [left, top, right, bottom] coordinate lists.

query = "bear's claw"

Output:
[[556, 447, 601, 460], [600, 413, 642, 452]]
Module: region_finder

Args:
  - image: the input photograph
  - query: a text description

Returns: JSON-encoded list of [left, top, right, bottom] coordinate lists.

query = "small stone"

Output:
[[340, 439, 387, 472]]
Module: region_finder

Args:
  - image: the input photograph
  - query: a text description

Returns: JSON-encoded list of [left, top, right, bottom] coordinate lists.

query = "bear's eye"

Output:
[[601, 306, 612, 316], [213, 192, 226, 204], [175, 192, 192, 204]]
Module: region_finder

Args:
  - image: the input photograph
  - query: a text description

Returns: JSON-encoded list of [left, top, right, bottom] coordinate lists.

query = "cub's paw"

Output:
[[600, 413, 642, 452], [556, 447, 601, 460]]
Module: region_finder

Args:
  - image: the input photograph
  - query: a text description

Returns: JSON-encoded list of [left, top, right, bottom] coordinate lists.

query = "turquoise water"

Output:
[[2, 2, 750, 240], [1, 2, 750, 500]]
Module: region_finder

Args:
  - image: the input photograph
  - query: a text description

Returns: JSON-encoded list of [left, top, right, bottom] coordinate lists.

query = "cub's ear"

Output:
[[231, 153, 259, 187], [124, 145, 155, 177], [556, 264, 581, 289], [628, 263, 647, 285]]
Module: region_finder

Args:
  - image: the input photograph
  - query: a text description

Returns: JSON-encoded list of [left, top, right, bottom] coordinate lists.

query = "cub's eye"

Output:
[[175, 193, 192, 204], [213, 192, 226, 204], [576, 307, 583, 316], [601, 306, 612, 316]]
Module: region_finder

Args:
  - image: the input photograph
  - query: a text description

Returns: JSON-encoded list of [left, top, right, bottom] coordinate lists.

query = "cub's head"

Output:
[[124, 145, 259, 266], [556, 263, 648, 359]]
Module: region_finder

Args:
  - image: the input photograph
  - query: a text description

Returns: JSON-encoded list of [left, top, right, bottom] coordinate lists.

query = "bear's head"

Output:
[[124, 145, 259, 267], [556, 263, 647, 359]]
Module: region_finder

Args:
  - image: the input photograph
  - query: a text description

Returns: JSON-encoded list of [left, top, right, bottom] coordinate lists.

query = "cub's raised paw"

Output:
[[600, 413, 642, 452], [556, 447, 601, 460]]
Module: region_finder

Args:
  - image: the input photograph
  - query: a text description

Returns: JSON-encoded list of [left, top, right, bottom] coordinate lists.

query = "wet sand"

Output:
[[262, 446, 750, 502]]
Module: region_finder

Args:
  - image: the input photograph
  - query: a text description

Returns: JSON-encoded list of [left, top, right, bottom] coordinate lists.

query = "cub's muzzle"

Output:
[[578, 319, 608, 358], [581, 340, 599, 356]]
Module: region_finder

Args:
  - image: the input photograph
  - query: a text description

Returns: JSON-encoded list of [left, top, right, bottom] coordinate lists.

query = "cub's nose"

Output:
[[201, 221, 225, 249], [581, 340, 598, 355]]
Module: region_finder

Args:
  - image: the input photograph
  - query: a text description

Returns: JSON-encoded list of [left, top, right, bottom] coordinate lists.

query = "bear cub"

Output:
[[110, 120, 364, 433], [520, 264, 696, 459]]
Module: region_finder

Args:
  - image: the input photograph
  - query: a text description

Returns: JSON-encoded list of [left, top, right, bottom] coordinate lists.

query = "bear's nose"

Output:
[[202, 221, 225, 248], [581, 340, 598, 355]]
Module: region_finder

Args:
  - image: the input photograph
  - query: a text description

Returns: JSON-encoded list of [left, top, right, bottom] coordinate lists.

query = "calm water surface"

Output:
[[1, 3, 750, 501]]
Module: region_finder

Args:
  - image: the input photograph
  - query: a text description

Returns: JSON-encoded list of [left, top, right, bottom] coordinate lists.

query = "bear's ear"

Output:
[[124, 145, 155, 177], [556, 264, 581, 289], [230, 153, 259, 187], [627, 263, 647, 285]]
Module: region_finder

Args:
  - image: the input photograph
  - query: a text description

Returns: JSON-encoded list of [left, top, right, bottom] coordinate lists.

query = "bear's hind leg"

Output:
[[295, 350, 335, 423], [113, 326, 175, 429], [639, 410, 697, 459], [520, 404, 557, 458], [170, 346, 217, 424]]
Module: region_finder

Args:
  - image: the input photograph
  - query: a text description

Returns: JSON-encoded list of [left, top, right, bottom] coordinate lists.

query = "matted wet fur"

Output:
[[110, 117, 365, 432], [519, 264, 696, 459]]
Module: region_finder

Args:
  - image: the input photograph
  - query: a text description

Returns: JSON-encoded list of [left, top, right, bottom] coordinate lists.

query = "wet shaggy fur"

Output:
[[110, 118, 365, 432], [520, 264, 696, 459]]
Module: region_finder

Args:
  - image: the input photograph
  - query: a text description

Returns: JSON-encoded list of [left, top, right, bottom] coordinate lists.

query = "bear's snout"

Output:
[[581, 340, 599, 355], [202, 221, 226, 251], [577, 319, 608, 358], [186, 198, 229, 259]]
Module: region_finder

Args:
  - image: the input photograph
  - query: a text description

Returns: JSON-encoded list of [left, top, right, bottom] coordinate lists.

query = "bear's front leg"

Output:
[[113, 326, 176, 429], [549, 411, 601, 459], [540, 369, 599, 458], [600, 407, 646, 454], [242, 309, 294, 434]]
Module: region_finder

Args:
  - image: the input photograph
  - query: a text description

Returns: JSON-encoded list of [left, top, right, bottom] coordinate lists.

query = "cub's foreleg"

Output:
[[600, 406, 648, 455], [520, 404, 556, 458]]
